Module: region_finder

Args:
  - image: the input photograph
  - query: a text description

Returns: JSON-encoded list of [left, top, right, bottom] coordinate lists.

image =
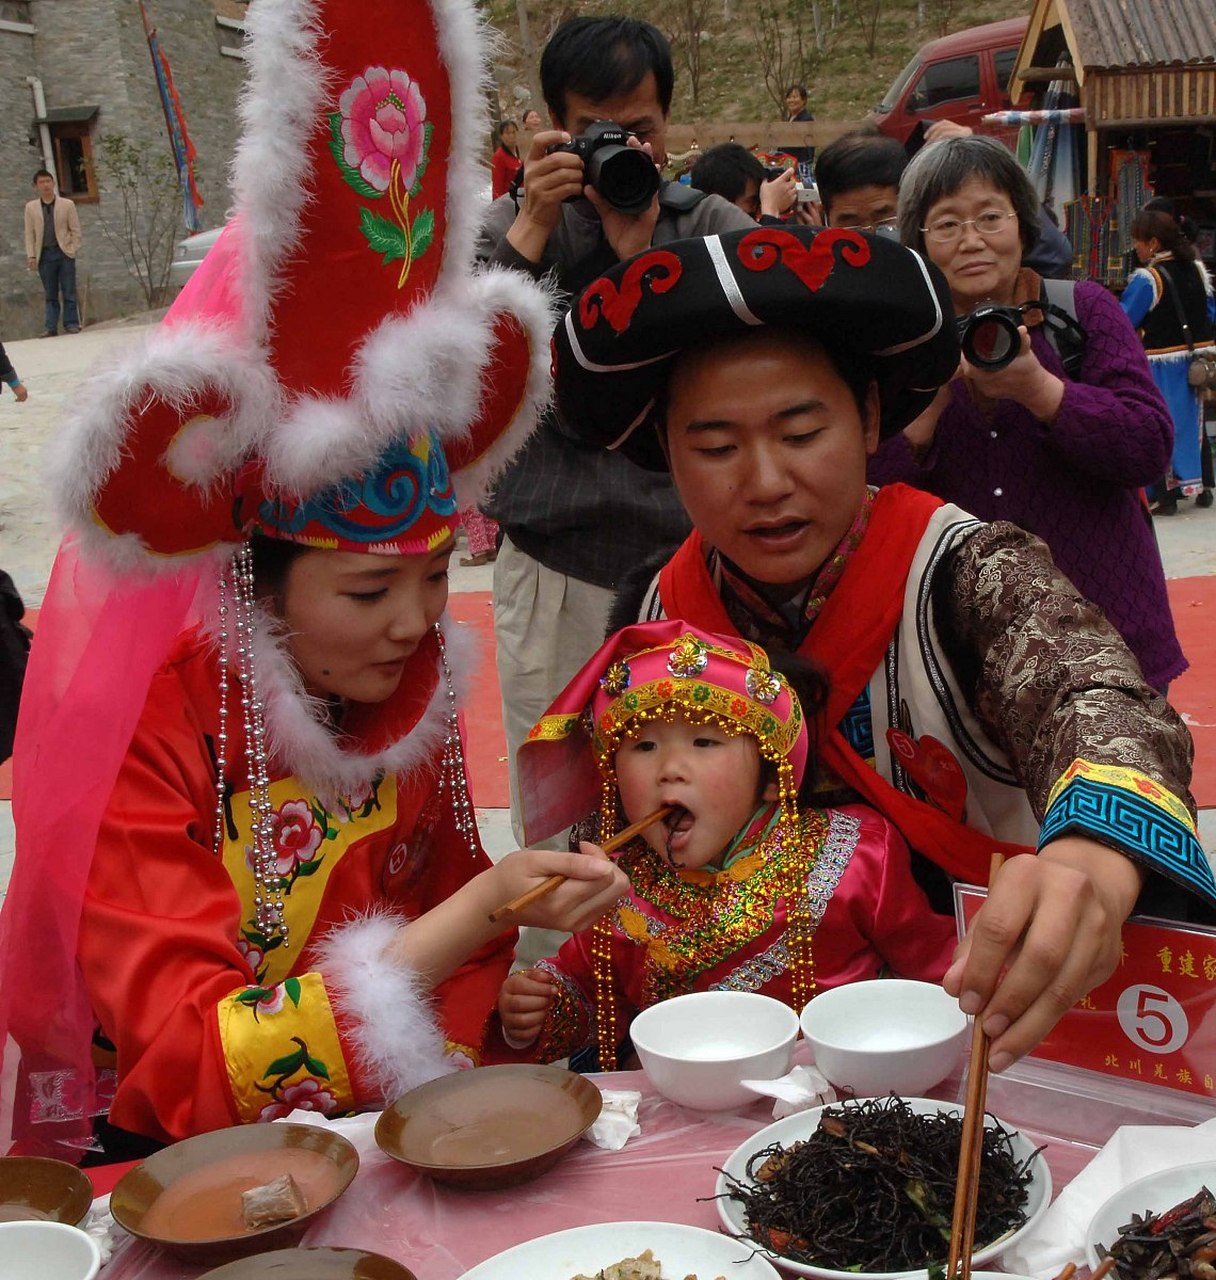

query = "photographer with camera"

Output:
[[869, 135, 1184, 693], [476, 16, 754, 858]]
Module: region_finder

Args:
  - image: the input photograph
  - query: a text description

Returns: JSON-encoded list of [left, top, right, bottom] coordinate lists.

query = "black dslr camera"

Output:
[[955, 303, 1032, 372], [547, 120, 660, 215]]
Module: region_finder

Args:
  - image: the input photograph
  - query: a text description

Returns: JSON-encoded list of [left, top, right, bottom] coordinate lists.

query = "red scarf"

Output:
[[658, 484, 1032, 882]]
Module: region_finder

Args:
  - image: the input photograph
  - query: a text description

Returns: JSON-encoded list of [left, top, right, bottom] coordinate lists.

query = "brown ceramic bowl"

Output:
[[200, 1247, 418, 1279], [109, 1122, 359, 1264], [375, 1063, 602, 1191], [0, 1157, 93, 1226]]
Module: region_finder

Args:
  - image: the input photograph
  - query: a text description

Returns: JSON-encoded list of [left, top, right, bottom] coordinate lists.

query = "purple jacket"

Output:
[[869, 279, 1185, 688]]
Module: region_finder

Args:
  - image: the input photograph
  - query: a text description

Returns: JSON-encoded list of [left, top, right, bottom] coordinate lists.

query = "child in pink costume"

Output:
[[490, 620, 956, 1069]]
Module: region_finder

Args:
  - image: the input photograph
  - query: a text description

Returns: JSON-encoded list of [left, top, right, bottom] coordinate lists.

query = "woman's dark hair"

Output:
[[541, 17, 673, 124], [1131, 208, 1198, 265], [815, 129, 907, 219], [898, 135, 1039, 260], [689, 143, 767, 204], [768, 649, 829, 806], [248, 532, 311, 606]]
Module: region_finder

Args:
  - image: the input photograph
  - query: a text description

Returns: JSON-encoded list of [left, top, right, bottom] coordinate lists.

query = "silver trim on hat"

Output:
[[561, 309, 676, 374], [874, 248, 945, 356], [706, 235, 764, 326]]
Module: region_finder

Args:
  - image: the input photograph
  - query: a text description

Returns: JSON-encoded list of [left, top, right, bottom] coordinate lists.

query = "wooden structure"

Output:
[[664, 120, 856, 162], [1013, 0, 1216, 193]]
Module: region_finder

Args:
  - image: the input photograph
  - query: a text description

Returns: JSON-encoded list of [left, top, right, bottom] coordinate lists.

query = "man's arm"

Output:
[[64, 198, 82, 256], [23, 203, 37, 268]]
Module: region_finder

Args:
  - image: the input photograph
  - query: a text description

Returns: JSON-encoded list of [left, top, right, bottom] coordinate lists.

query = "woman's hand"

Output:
[[961, 326, 1065, 423], [486, 841, 629, 933], [498, 967, 556, 1045], [944, 836, 1143, 1070], [901, 381, 955, 452]]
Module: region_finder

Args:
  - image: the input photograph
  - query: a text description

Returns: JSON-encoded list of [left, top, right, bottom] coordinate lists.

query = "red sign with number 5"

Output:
[[957, 888, 1216, 1099]]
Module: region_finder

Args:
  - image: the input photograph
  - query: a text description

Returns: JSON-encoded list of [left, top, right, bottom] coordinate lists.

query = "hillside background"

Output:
[[484, 0, 1028, 126]]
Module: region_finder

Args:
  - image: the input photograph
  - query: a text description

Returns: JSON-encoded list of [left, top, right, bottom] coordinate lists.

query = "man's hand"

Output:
[[498, 968, 556, 1046], [9, 382, 28, 403], [505, 129, 586, 264], [944, 837, 1143, 1071], [924, 120, 975, 143], [759, 167, 798, 218]]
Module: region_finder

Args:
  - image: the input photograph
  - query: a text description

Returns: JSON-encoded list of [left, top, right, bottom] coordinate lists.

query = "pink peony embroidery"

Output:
[[257, 1077, 338, 1123], [237, 936, 265, 974], [331, 67, 435, 286], [269, 799, 324, 876], [339, 67, 427, 194]]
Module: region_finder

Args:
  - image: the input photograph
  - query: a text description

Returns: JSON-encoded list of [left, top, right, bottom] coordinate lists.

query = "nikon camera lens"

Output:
[[586, 142, 660, 215]]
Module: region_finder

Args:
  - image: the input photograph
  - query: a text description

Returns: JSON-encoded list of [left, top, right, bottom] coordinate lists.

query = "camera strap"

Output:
[[1037, 278, 1087, 379]]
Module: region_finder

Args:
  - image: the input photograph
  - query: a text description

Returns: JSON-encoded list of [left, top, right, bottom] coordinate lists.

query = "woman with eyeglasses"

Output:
[[869, 134, 1184, 694]]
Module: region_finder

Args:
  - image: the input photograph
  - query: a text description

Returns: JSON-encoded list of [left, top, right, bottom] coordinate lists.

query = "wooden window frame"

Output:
[[50, 122, 98, 203]]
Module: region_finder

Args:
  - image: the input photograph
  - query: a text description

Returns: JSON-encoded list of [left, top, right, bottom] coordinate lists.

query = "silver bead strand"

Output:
[[231, 542, 288, 947], [212, 558, 232, 857], [434, 625, 479, 857]]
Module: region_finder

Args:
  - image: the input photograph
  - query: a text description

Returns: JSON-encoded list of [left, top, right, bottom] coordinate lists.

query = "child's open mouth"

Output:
[[663, 805, 693, 863]]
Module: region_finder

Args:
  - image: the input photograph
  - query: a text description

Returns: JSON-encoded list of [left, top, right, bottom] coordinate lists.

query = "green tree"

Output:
[[93, 132, 185, 308]]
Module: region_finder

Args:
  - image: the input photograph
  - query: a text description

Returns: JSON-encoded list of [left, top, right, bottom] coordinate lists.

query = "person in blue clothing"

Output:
[[1121, 207, 1216, 515]]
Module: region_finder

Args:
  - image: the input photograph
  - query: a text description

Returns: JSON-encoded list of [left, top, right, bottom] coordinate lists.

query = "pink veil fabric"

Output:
[[0, 227, 244, 1156]]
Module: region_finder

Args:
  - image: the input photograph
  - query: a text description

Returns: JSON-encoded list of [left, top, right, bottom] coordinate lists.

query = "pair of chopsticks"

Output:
[[946, 851, 1004, 1280], [486, 805, 672, 924]]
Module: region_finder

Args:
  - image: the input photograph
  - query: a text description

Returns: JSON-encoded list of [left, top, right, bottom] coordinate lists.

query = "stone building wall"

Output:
[[0, 0, 246, 338]]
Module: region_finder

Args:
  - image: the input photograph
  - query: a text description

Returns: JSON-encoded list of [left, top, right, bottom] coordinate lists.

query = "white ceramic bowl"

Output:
[[630, 990, 799, 1111], [0, 1220, 101, 1280], [1085, 1161, 1216, 1269], [799, 978, 968, 1097]]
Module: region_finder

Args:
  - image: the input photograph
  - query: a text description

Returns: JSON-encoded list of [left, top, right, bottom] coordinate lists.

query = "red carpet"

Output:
[[1167, 576, 1216, 809], [3, 581, 1212, 812]]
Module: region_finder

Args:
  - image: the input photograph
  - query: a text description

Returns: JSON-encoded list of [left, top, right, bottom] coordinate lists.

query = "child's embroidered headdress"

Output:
[[520, 619, 810, 847]]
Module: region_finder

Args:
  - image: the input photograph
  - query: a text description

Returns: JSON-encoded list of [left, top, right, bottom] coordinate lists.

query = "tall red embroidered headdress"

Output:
[[1, 0, 553, 1158]]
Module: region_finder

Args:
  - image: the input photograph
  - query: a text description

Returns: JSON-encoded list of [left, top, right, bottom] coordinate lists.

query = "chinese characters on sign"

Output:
[[956, 888, 1216, 1100]]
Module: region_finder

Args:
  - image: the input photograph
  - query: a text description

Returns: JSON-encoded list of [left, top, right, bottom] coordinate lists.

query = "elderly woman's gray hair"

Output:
[[897, 135, 1040, 260]]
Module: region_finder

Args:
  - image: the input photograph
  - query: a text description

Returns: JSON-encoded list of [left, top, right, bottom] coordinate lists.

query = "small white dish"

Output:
[[799, 979, 968, 1097], [0, 1219, 101, 1280], [1086, 1161, 1216, 1268], [630, 990, 799, 1111], [459, 1220, 782, 1278], [715, 1096, 1053, 1280]]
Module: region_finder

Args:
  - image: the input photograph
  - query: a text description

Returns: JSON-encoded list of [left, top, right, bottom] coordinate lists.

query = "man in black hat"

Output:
[[476, 15, 753, 851], [552, 222, 1216, 1069]]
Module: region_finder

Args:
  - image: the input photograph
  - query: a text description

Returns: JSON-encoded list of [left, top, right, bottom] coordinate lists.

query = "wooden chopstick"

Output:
[[486, 805, 673, 924], [1090, 1258, 1118, 1280], [1052, 1264, 1078, 1280], [946, 850, 1006, 1280]]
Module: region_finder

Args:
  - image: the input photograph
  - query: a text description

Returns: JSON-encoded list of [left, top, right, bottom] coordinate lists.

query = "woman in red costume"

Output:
[[550, 224, 1216, 1075], [0, 0, 626, 1161]]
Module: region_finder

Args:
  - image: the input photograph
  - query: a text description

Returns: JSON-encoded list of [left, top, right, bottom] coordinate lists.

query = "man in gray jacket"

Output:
[[24, 169, 83, 336], [477, 16, 754, 849]]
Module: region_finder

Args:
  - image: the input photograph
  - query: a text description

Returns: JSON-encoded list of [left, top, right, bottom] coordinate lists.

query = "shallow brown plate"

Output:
[[0, 1157, 94, 1226], [375, 1063, 602, 1191], [110, 1122, 359, 1264], [200, 1246, 417, 1278]]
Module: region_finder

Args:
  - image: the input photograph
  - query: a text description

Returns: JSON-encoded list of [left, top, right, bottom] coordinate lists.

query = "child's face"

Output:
[[613, 716, 777, 870]]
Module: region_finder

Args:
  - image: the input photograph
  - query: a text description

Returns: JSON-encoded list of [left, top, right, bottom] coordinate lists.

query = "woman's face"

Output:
[[501, 124, 518, 149], [922, 176, 1023, 311], [522, 110, 542, 130], [662, 330, 880, 590], [1132, 236, 1157, 265], [277, 540, 453, 703], [785, 88, 807, 116]]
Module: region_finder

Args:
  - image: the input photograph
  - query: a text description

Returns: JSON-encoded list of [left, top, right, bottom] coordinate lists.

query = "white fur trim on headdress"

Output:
[[449, 267, 559, 512], [246, 605, 477, 798], [310, 910, 455, 1102], [50, 323, 279, 573]]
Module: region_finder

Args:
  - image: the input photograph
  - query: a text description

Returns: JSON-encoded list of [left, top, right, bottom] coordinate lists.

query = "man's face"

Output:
[[662, 330, 880, 590], [552, 71, 669, 167], [825, 183, 899, 235], [733, 177, 762, 221], [35, 174, 56, 202]]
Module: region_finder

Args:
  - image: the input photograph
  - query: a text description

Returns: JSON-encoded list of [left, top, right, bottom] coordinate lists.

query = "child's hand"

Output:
[[498, 967, 555, 1045]]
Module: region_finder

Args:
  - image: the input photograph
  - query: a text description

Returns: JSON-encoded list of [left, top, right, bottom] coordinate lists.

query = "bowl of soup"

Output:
[[109, 1121, 359, 1263], [375, 1063, 602, 1190], [0, 1157, 93, 1226]]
